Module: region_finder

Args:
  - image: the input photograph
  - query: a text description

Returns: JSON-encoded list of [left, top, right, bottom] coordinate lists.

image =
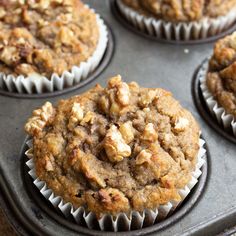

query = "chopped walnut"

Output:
[[44, 154, 54, 171], [25, 102, 55, 136], [103, 125, 131, 162], [119, 121, 134, 144], [0, 7, 6, 18], [15, 64, 36, 76], [116, 81, 130, 106], [17, 37, 26, 44], [57, 13, 73, 24], [174, 117, 189, 132], [108, 75, 130, 106], [37, 19, 49, 27], [46, 133, 64, 156], [31, 0, 50, 10], [142, 123, 158, 141], [139, 90, 157, 107], [80, 111, 96, 126], [107, 75, 122, 88], [0, 46, 19, 66], [99, 95, 110, 114], [68, 103, 84, 130], [33, 49, 54, 71], [109, 100, 120, 116], [136, 150, 152, 165], [129, 81, 139, 89], [57, 27, 74, 45]]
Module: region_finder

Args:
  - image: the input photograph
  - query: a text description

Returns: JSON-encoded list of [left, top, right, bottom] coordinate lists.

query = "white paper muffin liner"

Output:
[[0, 6, 108, 94], [116, 0, 236, 41], [199, 60, 236, 137], [25, 137, 206, 232]]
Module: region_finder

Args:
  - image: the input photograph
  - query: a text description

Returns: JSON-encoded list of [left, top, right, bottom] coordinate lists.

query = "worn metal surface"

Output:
[[0, 0, 236, 235]]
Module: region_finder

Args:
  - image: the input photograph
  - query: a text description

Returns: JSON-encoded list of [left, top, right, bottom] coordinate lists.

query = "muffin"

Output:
[[25, 76, 205, 231], [207, 32, 236, 118], [116, 0, 236, 40], [0, 0, 108, 94], [197, 32, 235, 136]]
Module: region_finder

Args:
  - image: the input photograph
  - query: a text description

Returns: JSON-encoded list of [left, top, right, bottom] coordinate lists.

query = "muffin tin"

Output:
[[0, 0, 236, 235]]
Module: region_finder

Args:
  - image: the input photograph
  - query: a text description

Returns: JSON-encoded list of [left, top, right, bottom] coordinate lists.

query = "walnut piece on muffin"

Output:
[[0, 0, 99, 78], [122, 0, 236, 22], [25, 75, 200, 217], [207, 32, 236, 118]]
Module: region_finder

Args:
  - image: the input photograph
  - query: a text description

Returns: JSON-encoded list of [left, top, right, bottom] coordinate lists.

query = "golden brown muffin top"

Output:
[[0, 0, 99, 78], [122, 0, 236, 22], [25, 76, 200, 217], [207, 32, 236, 118]]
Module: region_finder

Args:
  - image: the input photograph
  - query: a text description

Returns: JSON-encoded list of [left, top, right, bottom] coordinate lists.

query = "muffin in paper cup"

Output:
[[199, 32, 236, 137], [116, 0, 236, 41], [24, 75, 206, 231], [199, 61, 236, 137], [25, 138, 206, 231], [0, 1, 108, 94]]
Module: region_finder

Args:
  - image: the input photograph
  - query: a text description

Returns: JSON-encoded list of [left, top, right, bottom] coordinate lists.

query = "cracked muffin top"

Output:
[[122, 0, 236, 22], [25, 76, 200, 217], [0, 0, 99, 78], [207, 32, 236, 118]]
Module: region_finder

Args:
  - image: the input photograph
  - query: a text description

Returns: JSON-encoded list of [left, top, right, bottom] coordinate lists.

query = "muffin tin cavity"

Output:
[[22, 136, 209, 234], [192, 59, 236, 144], [0, 24, 114, 99], [111, 0, 236, 45]]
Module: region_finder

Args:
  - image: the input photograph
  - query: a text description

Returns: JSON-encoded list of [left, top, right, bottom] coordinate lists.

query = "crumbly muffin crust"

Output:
[[25, 76, 200, 217], [207, 32, 236, 118], [0, 0, 99, 78], [122, 0, 236, 22]]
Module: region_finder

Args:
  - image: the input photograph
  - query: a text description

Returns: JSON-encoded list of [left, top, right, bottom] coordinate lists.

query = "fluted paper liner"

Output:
[[25, 138, 206, 231], [0, 6, 108, 94], [199, 60, 236, 137], [116, 0, 236, 41]]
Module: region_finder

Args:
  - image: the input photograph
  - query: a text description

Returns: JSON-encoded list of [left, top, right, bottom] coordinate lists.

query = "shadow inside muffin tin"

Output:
[[0, 22, 114, 99], [20, 136, 209, 235], [110, 0, 236, 45], [192, 59, 236, 145]]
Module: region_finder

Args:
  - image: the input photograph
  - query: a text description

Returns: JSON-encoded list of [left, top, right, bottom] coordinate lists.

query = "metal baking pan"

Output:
[[0, 0, 236, 235]]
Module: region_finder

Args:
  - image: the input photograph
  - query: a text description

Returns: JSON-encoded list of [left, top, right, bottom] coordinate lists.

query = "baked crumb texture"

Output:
[[207, 32, 236, 118], [25, 76, 200, 217], [122, 0, 236, 22], [0, 0, 99, 78]]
